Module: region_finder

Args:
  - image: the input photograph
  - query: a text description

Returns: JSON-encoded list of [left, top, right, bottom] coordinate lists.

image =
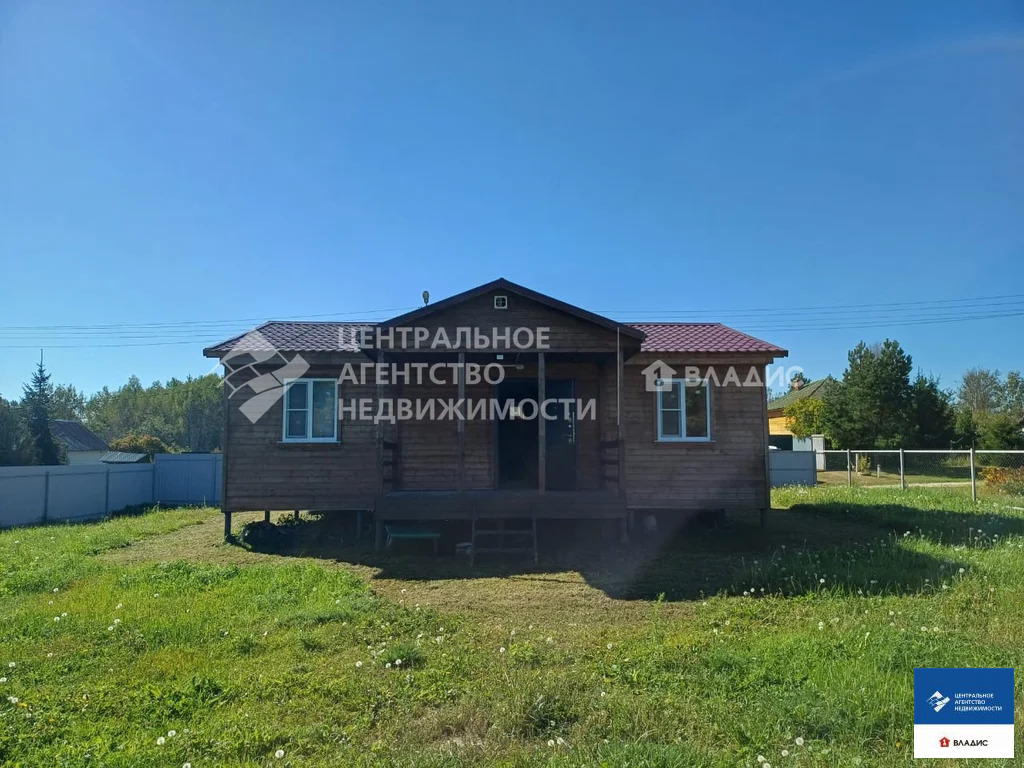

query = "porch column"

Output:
[[538, 351, 546, 492], [457, 351, 465, 491], [616, 331, 625, 495]]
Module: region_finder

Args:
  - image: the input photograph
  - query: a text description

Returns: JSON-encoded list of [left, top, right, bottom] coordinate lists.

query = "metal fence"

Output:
[[0, 453, 222, 529], [815, 449, 1024, 501]]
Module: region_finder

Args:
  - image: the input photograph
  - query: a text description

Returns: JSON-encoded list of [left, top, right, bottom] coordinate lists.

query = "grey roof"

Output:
[[50, 420, 108, 452], [99, 451, 148, 464]]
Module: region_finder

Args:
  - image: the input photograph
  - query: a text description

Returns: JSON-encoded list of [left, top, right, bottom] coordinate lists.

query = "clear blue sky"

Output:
[[1, 0, 1022, 399]]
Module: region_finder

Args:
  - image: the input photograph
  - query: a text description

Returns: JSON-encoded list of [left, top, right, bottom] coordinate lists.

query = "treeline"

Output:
[[785, 340, 1024, 450], [0, 362, 223, 466]]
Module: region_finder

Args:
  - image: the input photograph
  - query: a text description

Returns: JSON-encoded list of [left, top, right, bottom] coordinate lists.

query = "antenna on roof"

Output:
[[422, 290, 430, 306]]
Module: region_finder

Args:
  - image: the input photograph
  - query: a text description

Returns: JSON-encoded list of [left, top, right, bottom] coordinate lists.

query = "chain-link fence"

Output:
[[816, 449, 1024, 501]]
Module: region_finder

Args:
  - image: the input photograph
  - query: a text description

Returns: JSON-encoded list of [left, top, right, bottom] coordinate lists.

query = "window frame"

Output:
[[281, 378, 339, 443], [656, 378, 712, 443]]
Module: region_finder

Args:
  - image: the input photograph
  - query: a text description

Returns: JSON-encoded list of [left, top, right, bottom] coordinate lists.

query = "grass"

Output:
[[1, 490, 1023, 766]]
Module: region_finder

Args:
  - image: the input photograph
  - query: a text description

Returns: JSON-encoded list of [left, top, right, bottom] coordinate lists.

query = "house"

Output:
[[50, 419, 109, 464], [204, 278, 787, 553], [766, 377, 833, 452]]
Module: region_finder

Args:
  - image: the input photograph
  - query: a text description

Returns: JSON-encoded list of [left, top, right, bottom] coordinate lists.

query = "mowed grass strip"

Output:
[[1, 489, 1022, 767]]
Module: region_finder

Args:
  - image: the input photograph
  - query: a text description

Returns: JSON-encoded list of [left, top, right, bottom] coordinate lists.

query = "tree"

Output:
[[957, 368, 1003, 414], [785, 398, 825, 439], [910, 374, 955, 448], [21, 360, 65, 465], [51, 384, 87, 421], [0, 396, 35, 466], [976, 412, 1024, 450], [821, 340, 914, 449]]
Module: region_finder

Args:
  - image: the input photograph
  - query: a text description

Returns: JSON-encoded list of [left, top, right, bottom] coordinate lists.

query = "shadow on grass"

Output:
[[234, 499, 1021, 601]]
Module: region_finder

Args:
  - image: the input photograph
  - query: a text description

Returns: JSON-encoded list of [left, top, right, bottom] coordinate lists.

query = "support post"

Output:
[[223, 510, 232, 540], [264, 509, 271, 523], [374, 516, 385, 551], [899, 449, 906, 490], [616, 332, 625, 495], [538, 351, 546, 493], [970, 448, 977, 502], [457, 350, 465, 491], [43, 470, 50, 524], [294, 509, 300, 521], [846, 449, 853, 487], [104, 466, 111, 515]]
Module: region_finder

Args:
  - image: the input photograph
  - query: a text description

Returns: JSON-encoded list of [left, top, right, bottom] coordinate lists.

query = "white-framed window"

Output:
[[656, 379, 711, 442], [282, 379, 338, 442]]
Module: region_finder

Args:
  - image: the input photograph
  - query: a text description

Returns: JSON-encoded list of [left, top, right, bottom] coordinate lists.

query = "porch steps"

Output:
[[470, 517, 538, 565]]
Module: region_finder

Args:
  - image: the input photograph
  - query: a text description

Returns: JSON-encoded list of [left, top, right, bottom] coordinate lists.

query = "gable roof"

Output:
[[50, 420, 108, 452], [381, 278, 646, 340], [766, 377, 834, 413], [99, 450, 148, 464], [628, 323, 786, 355], [203, 280, 787, 358]]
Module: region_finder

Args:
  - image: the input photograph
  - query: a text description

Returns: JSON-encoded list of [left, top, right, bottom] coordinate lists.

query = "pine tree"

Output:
[[21, 358, 65, 465]]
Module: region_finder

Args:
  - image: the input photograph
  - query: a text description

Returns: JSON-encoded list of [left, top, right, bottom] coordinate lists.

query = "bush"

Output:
[[981, 466, 1024, 496]]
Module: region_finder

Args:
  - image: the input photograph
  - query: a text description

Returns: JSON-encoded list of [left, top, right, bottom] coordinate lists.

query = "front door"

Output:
[[495, 378, 576, 490]]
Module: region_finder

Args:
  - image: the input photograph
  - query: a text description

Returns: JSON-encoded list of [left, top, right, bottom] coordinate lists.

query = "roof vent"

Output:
[[493, 295, 508, 310]]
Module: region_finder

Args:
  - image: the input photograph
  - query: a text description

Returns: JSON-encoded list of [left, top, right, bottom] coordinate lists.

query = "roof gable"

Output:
[[767, 377, 834, 412], [50, 420, 108, 452]]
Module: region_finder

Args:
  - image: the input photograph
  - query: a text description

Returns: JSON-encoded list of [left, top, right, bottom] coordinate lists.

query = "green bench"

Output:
[[384, 525, 441, 555]]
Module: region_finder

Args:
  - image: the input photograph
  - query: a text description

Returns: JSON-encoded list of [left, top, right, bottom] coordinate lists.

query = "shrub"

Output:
[[981, 466, 1024, 496]]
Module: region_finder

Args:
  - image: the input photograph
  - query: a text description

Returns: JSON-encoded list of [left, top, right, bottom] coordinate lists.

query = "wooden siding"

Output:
[[768, 415, 794, 436], [394, 289, 626, 353], [223, 361, 379, 512], [620, 359, 770, 512]]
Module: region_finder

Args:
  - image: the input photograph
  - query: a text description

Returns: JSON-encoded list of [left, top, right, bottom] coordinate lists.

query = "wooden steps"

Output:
[[470, 517, 538, 565]]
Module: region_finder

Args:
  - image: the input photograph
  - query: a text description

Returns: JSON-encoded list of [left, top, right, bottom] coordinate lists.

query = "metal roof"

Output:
[[50, 420, 108, 452]]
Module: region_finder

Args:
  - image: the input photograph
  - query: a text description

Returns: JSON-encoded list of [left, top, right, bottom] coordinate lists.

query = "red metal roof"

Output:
[[626, 323, 786, 355], [206, 320, 786, 357]]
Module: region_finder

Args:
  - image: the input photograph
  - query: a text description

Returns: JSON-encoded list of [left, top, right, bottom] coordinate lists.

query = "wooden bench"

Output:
[[384, 525, 441, 555]]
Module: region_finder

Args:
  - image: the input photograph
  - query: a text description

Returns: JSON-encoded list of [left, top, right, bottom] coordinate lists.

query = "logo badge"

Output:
[[914, 668, 1014, 759]]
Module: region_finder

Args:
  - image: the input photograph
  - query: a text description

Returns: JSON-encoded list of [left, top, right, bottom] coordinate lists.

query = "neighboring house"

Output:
[[766, 377, 833, 451], [204, 278, 787, 551], [50, 419, 109, 464]]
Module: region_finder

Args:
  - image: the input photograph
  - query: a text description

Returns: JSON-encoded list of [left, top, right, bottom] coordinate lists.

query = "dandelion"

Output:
[[114, 618, 121, 625], [53, 617, 60, 623], [108, 626, 114, 631], [499, 647, 506, 654], [46, 653, 53, 658], [781, 749, 789, 756], [157, 737, 166, 746], [819, 578, 825, 584], [817, 621, 824, 630], [556, 737, 565, 745], [958, 568, 965, 574], [0, 677, 6, 684], [275, 749, 285, 759], [547, 739, 555, 747], [795, 737, 804, 746], [757, 756, 765, 764], [53, 588, 59, 593], [385, 662, 392, 669], [395, 659, 403, 667], [7, 696, 18, 704], [355, 661, 362, 668], [607, 643, 613, 650], [168, 729, 177, 737], [546, 637, 553, 644], [184, 764, 192, 768], [153, 593, 159, 598], [600, 691, 606, 697], [116, 603, 123, 609]]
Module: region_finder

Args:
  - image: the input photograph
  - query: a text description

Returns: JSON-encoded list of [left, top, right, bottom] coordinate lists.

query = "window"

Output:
[[493, 295, 508, 309], [656, 380, 711, 442], [283, 379, 338, 442]]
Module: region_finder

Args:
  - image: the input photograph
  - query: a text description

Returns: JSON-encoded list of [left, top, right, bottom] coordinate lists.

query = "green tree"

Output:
[[51, 384, 87, 421], [910, 374, 955, 448], [957, 368, 1003, 414], [976, 412, 1024, 450], [784, 398, 825, 439], [0, 396, 35, 466], [821, 340, 914, 449], [21, 361, 65, 465]]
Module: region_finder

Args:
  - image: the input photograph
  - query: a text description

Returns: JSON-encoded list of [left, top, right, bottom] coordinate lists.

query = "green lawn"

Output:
[[1, 489, 1023, 766]]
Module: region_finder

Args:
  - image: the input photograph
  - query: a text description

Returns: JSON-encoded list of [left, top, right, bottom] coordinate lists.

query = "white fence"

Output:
[[0, 454, 221, 529], [769, 450, 817, 487]]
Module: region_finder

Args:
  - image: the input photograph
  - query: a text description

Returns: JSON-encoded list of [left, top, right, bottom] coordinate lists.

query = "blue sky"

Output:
[[1, 0, 1021, 399]]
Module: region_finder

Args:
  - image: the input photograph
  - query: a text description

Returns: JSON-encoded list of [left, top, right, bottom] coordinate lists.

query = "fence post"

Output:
[[43, 470, 51, 524], [970, 448, 977, 502], [899, 449, 906, 490], [846, 449, 852, 487]]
